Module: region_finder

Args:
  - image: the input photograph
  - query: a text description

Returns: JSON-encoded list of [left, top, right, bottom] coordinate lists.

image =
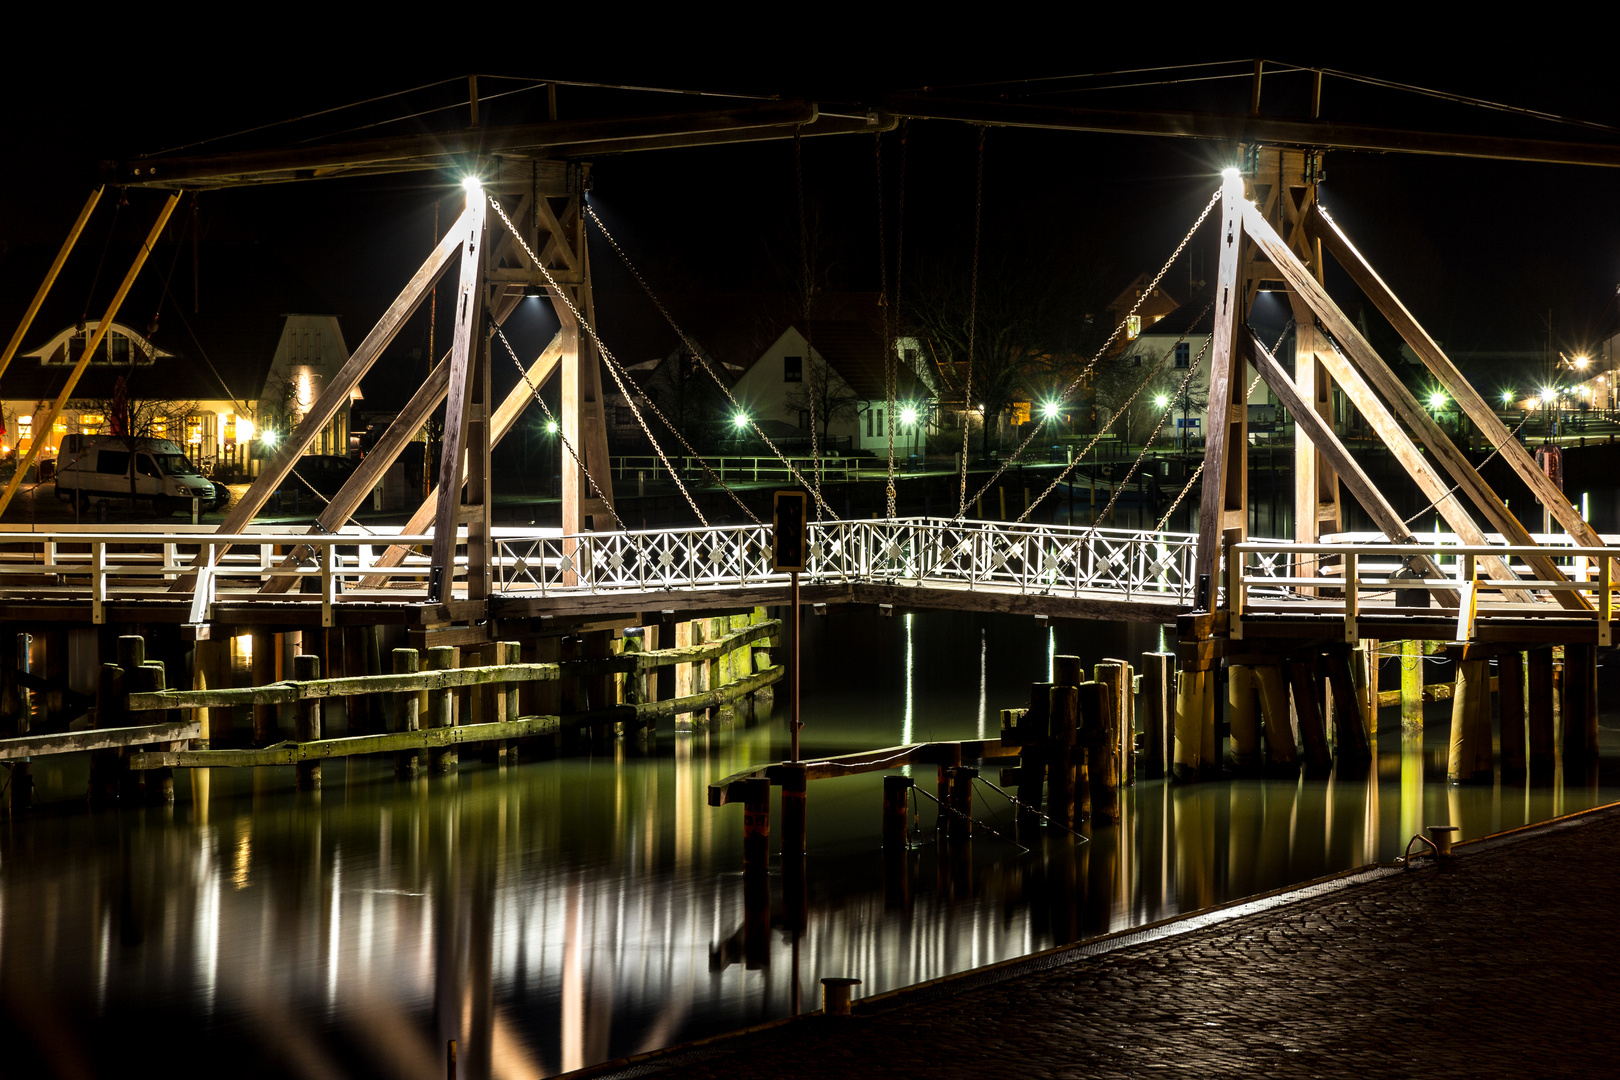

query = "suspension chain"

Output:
[[959, 126, 987, 516], [1019, 301, 1213, 524], [582, 203, 842, 520], [489, 196, 707, 526], [958, 186, 1222, 520], [877, 128, 898, 519], [795, 127, 824, 515], [493, 325, 626, 531]]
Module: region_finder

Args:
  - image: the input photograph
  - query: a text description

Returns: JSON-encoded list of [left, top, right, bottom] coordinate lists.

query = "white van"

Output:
[[55, 435, 224, 516]]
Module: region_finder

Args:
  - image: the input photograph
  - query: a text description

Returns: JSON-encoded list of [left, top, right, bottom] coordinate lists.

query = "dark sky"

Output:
[[4, 32, 1617, 406]]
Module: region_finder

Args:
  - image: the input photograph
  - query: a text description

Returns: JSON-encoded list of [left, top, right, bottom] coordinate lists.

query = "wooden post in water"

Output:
[[393, 648, 421, 779], [935, 741, 962, 832], [1527, 648, 1555, 775], [1447, 658, 1493, 783], [1141, 652, 1174, 780], [741, 776, 771, 875], [780, 763, 808, 859], [882, 774, 913, 851], [293, 654, 321, 790], [1172, 667, 1210, 782], [427, 645, 456, 773], [1324, 650, 1372, 769], [1287, 661, 1332, 774], [89, 662, 126, 805], [1252, 664, 1299, 771], [1019, 687, 1051, 824], [1096, 660, 1132, 792], [1561, 643, 1599, 769], [1085, 680, 1120, 823], [948, 765, 977, 841], [251, 629, 277, 746], [1228, 664, 1260, 772], [193, 638, 229, 747], [132, 662, 174, 803], [1498, 651, 1527, 776], [1047, 684, 1078, 829], [1400, 639, 1424, 734]]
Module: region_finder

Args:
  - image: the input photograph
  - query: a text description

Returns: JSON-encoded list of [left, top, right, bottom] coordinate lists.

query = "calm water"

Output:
[[2, 610, 1617, 1079]]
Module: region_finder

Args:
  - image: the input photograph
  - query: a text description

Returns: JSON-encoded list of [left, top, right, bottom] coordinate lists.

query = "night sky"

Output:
[[4, 34, 1617, 410]]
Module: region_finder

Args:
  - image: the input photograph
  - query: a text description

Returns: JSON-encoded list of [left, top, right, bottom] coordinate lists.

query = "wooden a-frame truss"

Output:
[[1199, 155, 1611, 629]]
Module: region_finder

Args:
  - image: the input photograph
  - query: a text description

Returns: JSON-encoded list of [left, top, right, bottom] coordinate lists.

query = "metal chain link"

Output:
[[877, 128, 898, 520], [493, 326, 625, 531], [958, 186, 1222, 520], [581, 202, 841, 520], [795, 127, 824, 514], [1019, 301, 1214, 524], [488, 196, 706, 526]]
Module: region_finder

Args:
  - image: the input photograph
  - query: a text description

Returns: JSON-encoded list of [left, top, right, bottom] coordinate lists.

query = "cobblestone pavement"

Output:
[[581, 806, 1620, 1080]]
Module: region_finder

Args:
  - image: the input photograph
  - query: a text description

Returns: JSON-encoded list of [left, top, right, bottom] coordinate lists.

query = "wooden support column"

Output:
[[1228, 664, 1261, 771], [1324, 650, 1373, 768], [1401, 640, 1425, 734], [1141, 652, 1174, 781], [1046, 684, 1078, 830], [1287, 661, 1331, 773], [1251, 664, 1298, 769], [293, 654, 321, 790], [392, 647, 421, 778], [1086, 678, 1121, 823], [1561, 643, 1598, 768], [426, 645, 457, 772], [1194, 168, 1249, 597], [1499, 652, 1527, 776], [1172, 667, 1212, 782], [1527, 648, 1555, 774], [1447, 658, 1493, 784]]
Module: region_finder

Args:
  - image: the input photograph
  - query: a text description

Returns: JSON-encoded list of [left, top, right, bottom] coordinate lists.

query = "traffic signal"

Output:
[[772, 490, 808, 571]]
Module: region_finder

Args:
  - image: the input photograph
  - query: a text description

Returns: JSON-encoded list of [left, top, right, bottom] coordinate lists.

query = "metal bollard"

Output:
[[821, 977, 861, 1016], [1427, 824, 1460, 858]]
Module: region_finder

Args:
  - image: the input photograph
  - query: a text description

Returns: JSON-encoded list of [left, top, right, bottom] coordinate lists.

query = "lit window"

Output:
[[1126, 315, 1141, 340]]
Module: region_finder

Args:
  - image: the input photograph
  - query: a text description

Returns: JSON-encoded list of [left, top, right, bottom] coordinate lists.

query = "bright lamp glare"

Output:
[[261, 430, 279, 448], [1221, 167, 1241, 180], [1574, 355, 1590, 369], [733, 412, 748, 428], [1501, 390, 1515, 404], [461, 176, 482, 193], [1155, 394, 1169, 409], [1042, 402, 1060, 419], [1541, 387, 1558, 403], [901, 406, 919, 425], [1428, 391, 1446, 410], [545, 419, 559, 434]]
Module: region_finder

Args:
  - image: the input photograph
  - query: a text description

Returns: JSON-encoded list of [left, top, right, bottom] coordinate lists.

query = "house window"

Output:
[[783, 355, 802, 383], [1126, 315, 1141, 340], [79, 413, 105, 434], [1175, 342, 1191, 369], [875, 408, 884, 437]]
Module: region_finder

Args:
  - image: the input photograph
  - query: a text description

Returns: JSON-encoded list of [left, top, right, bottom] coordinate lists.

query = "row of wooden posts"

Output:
[[0, 611, 781, 809]]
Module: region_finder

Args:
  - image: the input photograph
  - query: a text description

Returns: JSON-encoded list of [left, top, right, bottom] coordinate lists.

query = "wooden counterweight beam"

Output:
[[1306, 204, 1618, 576], [1238, 201, 1583, 611]]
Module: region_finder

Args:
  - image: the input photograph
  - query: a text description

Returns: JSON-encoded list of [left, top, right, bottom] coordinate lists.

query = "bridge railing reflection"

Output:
[[494, 517, 1198, 602]]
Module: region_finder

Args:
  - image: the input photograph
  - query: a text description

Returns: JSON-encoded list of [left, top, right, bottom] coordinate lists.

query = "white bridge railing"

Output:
[[494, 517, 1198, 603]]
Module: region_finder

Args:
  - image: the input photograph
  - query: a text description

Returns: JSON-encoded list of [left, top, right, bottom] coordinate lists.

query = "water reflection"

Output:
[[1, 610, 1615, 1078]]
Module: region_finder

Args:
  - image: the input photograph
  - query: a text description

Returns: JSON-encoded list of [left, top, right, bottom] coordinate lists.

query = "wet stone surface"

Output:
[[618, 806, 1620, 1080]]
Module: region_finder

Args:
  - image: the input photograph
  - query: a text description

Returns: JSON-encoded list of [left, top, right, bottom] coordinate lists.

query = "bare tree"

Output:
[[783, 355, 860, 449], [643, 349, 724, 453]]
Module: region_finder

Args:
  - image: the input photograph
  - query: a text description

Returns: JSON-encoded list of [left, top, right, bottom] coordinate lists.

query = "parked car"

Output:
[[54, 435, 225, 515]]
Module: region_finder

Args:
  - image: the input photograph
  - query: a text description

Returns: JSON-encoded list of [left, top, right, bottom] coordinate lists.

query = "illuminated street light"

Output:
[[545, 419, 559, 434], [462, 176, 482, 194], [1541, 387, 1558, 404], [261, 430, 279, 449], [900, 405, 919, 426], [1501, 390, 1515, 406], [1042, 401, 1060, 420], [1574, 355, 1590, 369], [733, 411, 749, 429], [1155, 394, 1169, 410], [1428, 391, 1447, 411]]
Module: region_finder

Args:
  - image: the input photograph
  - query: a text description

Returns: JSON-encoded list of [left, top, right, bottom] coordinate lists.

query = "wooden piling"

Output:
[[1498, 651, 1527, 776], [392, 648, 421, 778], [1227, 664, 1260, 771], [1287, 661, 1332, 773], [1085, 680, 1120, 823], [1400, 639, 1424, 733], [935, 741, 962, 832], [780, 763, 808, 859], [1252, 664, 1299, 770], [131, 662, 173, 804], [1324, 650, 1373, 769], [1562, 643, 1599, 768], [741, 775, 770, 874], [251, 630, 277, 746], [1172, 667, 1211, 782], [1046, 684, 1078, 829], [88, 662, 126, 805], [427, 645, 456, 772], [882, 774, 913, 851], [948, 765, 977, 841], [293, 654, 322, 790], [1527, 648, 1555, 774], [1021, 684, 1052, 822], [1447, 658, 1493, 783], [1141, 652, 1174, 780], [1096, 660, 1133, 787]]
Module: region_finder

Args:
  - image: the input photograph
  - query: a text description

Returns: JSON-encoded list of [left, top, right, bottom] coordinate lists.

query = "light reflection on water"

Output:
[[1, 609, 1616, 1079]]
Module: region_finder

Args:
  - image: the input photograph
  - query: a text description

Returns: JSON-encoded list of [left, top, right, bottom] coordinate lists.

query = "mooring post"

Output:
[[1018, 686, 1051, 824], [742, 775, 771, 875], [1561, 643, 1599, 769], [1498, 651, 1527, 776], [947, 765, 977, 841], [935, 741, 962, 832], [393, 647, 421, 779], [1084, 680, 1121, 823], [132, 662, 173, 804], [1172, 666, 1207, 782], [89, 662, 126, 805], [780, 762, 808, 859], [293, 654, 321, 791], [426, 646, 457, 772], [251, 629, 277, 746], [1096, 660, 1133, 788], [1047, 685, 1078, 829], [1141, 652, 1174, 780], [1527, 647, 1555, 775], [882, 774, 914, 851]]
